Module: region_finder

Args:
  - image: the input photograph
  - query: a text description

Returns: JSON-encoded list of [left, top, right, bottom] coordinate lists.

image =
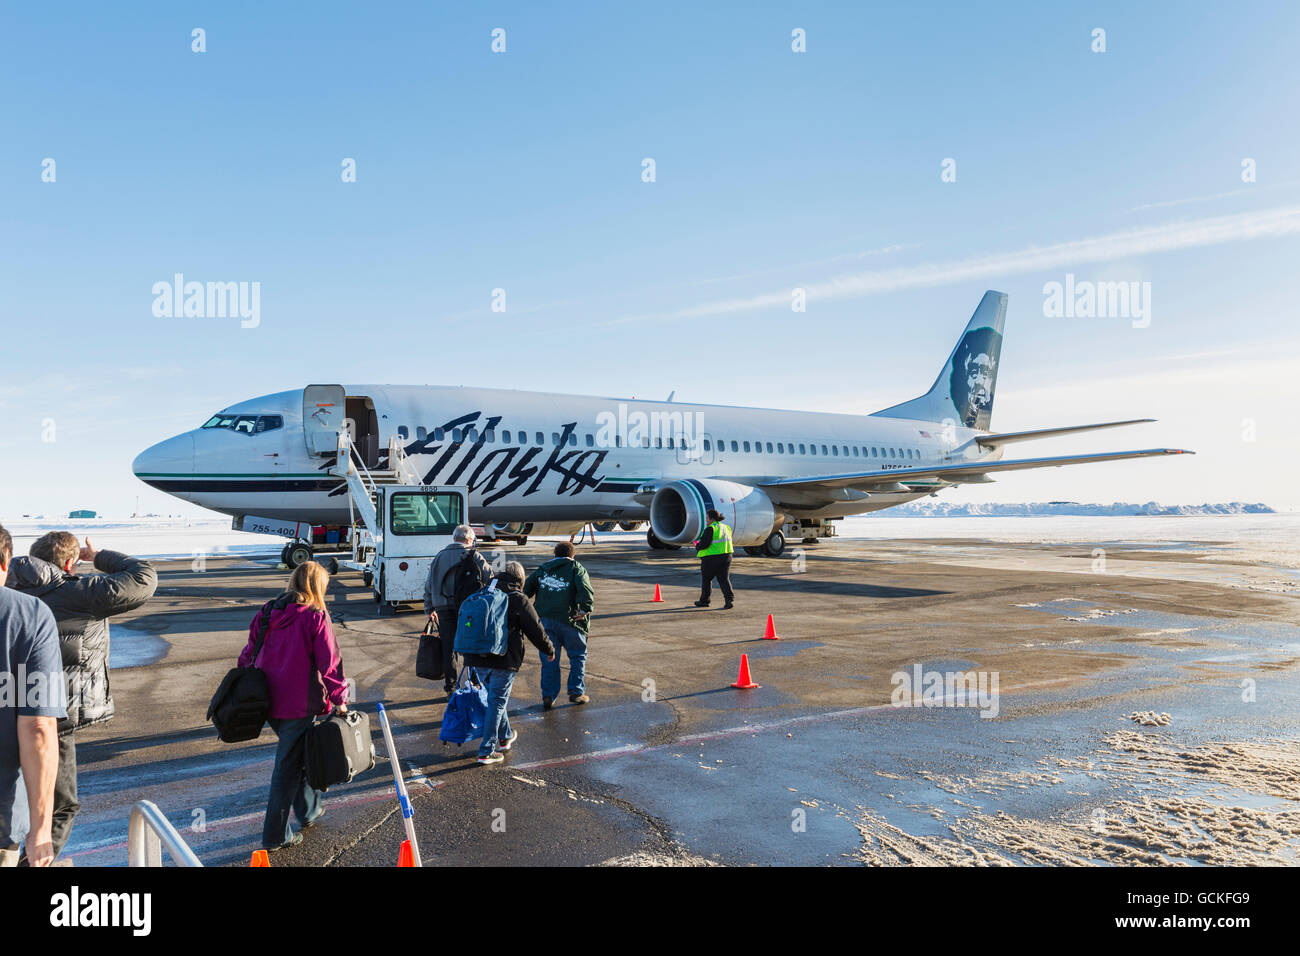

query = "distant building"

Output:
[[68, 509, 97, 519]]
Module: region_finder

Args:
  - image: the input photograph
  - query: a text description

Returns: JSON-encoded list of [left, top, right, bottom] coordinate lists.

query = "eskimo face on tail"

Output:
[[948, 327, 1002, 429]]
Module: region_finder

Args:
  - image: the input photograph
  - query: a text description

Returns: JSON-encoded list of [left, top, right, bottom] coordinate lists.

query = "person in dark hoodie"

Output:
[[461, 561, 554, 765], [6, 532, 156, 861], [237, 560, 349, 851]]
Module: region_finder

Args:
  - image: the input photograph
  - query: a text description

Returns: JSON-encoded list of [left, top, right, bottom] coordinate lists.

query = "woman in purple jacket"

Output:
[[237, 561, 349, 851]]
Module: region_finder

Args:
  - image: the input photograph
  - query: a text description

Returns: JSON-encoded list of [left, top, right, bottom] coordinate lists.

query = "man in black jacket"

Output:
[[461, 561, 554, 765], [5, 533, 157, 859]]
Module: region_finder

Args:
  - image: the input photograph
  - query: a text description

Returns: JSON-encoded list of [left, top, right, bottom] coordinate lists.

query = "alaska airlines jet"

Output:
[[132, 292, 1191, 557]]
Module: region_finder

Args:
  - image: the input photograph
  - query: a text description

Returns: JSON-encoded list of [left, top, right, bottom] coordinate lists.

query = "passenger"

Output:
[[423, 524, 492, 695], [694, 509, 735, 609], [0, 524, 66, 867], [5, 533, 156, 862], [462, 561, 554, 766], [524, 541, 595, 709], [236, 561, 349, 851]]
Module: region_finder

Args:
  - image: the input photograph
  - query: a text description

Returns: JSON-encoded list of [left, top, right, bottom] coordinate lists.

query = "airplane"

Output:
[[132, 291, 1192, 559]]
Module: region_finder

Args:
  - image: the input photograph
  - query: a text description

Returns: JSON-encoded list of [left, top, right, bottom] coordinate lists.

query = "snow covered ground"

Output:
[[4, 512, 1297, 569]]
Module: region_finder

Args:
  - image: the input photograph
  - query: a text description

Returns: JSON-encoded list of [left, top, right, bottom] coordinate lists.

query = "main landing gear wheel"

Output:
[[327, 558, 339, 575], [286, 542, 313, 569], [761, 530, 785, 558], [593, 521, 617, 532], [647, 529, 680, 550], [362, 569, 373, 588], [743, 545, 764, 556]]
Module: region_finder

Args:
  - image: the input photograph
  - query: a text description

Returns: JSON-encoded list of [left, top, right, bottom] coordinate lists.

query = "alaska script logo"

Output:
[[345, 412, 608, 507]]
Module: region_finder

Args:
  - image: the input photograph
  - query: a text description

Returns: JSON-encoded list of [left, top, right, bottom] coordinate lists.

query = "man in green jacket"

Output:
[[523, 541, 595, 709]]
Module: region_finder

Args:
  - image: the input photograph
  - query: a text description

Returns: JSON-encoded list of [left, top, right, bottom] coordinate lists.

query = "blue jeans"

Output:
[[478, 668, 517, 758], [539, 617, 587, 700], [262, 717, 323, 849]]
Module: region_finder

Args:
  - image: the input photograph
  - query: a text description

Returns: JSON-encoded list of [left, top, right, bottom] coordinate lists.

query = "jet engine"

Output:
[[649, 479, 781, 548]]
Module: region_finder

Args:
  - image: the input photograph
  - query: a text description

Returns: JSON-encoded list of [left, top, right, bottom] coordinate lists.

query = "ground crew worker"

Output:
[[694, 509, 734, 609]]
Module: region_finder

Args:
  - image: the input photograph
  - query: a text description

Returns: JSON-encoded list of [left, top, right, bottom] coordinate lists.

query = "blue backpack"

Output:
[[453, 584, 509, 656]]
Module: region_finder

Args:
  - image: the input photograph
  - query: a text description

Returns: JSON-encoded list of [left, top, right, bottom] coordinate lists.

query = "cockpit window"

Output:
[[201, 413, 283, 435]]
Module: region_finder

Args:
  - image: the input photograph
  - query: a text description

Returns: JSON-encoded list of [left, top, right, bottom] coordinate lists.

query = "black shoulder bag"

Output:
[[207, 593, 292, 742]]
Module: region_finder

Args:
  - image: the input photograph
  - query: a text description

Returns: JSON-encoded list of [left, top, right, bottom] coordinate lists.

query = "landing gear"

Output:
[[327, 557, 339, 575], [593, 521, 617, 532], [619, 521, 645, 532], [743, 532, 786, 558], [362, 569, 373, 588], [284, 542, 313, 569], [646, 529, 680, 550]]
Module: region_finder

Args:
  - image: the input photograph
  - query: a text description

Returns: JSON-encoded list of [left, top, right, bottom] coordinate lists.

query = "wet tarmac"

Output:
[[58, 534, 1300, 866]]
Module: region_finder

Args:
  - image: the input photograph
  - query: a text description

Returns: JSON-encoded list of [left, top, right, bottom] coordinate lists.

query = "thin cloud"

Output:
[[601, 204, 1300, 327], [1128, 180, 1300, 213]]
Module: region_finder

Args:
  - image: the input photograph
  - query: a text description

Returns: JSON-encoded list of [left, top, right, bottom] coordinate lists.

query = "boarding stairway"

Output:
[[328, 432, 422, 549]]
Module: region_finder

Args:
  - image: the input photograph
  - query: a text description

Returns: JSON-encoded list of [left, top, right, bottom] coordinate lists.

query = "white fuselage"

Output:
[[132, 384, 1000, 525]]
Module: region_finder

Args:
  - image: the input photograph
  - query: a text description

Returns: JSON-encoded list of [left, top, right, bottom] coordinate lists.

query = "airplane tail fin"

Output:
[[872, 290, 1007, 431]]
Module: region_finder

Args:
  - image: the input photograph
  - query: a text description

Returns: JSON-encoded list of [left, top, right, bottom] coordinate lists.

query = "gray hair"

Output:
[[453, 524, 474, 544], [503, 560, 526, 582]]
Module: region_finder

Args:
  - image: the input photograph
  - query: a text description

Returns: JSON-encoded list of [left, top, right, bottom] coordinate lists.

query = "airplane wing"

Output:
[[757, 447, 1194, 497], [974, 419, 1154, 447]]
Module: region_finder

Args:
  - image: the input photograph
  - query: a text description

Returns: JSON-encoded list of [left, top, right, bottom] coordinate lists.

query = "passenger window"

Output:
[[552, 433, 560, 446], [397, 425, 409, 439], [730, 441, 739, 452], [704, 439, 711, 451], [666, 437, 674, 448], [852, 447, 859, 457], [777, 442, 784, 454], [585, 433, 594, 447], [535, 431, 544, 445], [502, 430, 511, 443], [468, 428, 479, 443], [743, 441, 751, 452], [484, 429, 495, 443], [832, 446, 839, 456], [799, 443, 806, 454], [452, 428, 463, 443], [821, 444, 828, 455]]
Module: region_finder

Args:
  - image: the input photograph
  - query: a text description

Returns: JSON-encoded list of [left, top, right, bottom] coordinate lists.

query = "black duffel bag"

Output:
[[415, 617, 444, 681], [207, 593, 293, 742]]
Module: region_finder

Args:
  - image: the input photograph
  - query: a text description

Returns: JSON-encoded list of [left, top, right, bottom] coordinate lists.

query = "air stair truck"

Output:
[[328, 431, 469, 614]]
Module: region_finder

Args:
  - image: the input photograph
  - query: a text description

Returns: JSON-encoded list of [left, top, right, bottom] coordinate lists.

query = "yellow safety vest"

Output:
[[698, 521, 733, 557]]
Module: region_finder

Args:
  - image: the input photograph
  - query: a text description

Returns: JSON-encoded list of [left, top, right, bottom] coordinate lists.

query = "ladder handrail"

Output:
[[128, 799, 203, 867]]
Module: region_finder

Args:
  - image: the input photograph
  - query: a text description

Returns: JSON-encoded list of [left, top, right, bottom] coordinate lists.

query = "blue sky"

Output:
[[2, 1, 1299, 516]]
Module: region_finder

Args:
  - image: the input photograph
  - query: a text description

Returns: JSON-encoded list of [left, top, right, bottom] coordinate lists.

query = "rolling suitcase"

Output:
[[305, 709, 376, 791]]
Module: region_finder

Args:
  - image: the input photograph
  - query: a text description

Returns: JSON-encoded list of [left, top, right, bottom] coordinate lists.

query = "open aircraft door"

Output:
[[304, 384, 346, 456]]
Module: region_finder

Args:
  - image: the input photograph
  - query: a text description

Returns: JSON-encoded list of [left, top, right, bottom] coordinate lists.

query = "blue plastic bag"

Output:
[[438, 668, 488, 745]]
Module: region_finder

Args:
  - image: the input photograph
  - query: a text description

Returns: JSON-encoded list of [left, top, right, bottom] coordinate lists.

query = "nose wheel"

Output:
[[282, 541, 313, 569]]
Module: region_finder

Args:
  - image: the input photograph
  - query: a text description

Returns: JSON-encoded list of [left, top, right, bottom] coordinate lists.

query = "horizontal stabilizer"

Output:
[[974, 419, 1155, 447], [759, 447, 1194, 495]]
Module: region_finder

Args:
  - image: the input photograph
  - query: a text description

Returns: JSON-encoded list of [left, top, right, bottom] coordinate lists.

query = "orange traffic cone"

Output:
[[398, 840, 415, 867], [762, 614, 780, 640], [730, 654, 759, 689], [249, 849, 270, 867], [651, 584, 664, 603]]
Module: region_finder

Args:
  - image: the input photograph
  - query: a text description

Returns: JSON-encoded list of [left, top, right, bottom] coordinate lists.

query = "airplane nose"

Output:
[[133, 433, 195, 497]]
